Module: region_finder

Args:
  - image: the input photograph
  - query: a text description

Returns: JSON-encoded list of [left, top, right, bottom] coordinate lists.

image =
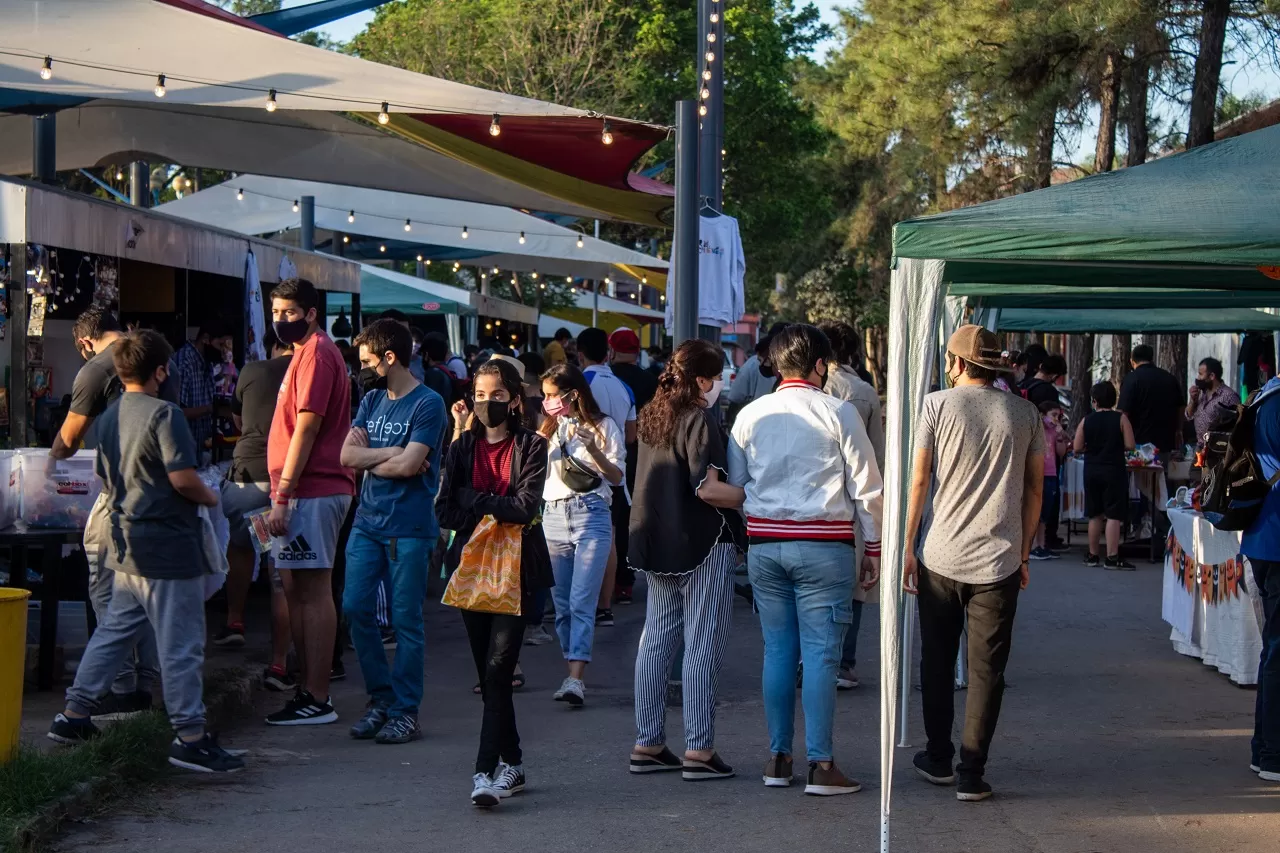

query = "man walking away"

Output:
[[607, 328, 659, 605], [216, 328, 295, 691], [48, 330, 243, 773], [265, 279, 355, 726], [1241, 377, 1280, 783], [341, 320, 447, 744], [729, 324, 883, 797], [904, 324, 1044, 802]]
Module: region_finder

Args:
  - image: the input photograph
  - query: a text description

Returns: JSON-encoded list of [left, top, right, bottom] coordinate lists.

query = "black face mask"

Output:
[[1194, 378, 1213, 391], [358, 367, 387, 394], [473, 400, 514, 429], [759, 363, 775, 379]]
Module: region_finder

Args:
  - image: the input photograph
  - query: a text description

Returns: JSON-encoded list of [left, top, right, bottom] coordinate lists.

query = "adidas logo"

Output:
[[276, 535, 318, 562]]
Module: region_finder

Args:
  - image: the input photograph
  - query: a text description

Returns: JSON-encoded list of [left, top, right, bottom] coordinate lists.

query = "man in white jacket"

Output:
[[728, 324, 883, 798]]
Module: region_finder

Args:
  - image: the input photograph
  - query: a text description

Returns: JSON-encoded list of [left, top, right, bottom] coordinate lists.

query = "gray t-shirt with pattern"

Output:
[[914, 384, 1045, 584]]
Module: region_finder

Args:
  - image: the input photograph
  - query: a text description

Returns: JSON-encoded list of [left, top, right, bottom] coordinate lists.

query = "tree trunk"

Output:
[[1095, 52, 1121, 172], [865, 326, 886, 394], [1123, 47, 1150, 167], [1031, 110, 1056, 189], [1188, 0, 1231, 148], [1069, 333, 1095, 430], [1112, 333, 1132, 390], [1158, 333, 1189, 387]]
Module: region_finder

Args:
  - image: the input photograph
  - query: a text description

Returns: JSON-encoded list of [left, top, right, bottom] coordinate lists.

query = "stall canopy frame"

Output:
[[877, 124, 1280, 853], [993, 306, 1280, 333]]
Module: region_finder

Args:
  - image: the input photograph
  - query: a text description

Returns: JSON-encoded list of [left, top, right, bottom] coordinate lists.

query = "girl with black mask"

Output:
[[436, 359, 552, 807]]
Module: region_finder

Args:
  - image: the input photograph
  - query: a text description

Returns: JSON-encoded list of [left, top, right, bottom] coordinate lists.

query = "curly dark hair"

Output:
[[638, 339, 723, 449]]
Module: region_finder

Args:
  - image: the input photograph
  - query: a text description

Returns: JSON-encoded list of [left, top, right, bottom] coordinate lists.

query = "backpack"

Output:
[[1200, 386, 1279, 531]]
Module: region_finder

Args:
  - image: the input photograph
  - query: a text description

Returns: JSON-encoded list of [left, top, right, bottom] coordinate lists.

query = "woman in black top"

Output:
[[1073, 381, 1136, 569], [628, 340, 746, 780], [436, 359, 552, 808]]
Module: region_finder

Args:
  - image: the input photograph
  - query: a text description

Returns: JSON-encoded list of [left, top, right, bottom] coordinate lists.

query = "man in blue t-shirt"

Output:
[[340, 319, 447, 745], [1242, 376, 1280, 784]]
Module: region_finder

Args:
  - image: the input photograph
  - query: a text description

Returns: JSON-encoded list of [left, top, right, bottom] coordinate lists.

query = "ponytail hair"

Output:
[[638, 339, 723, 448]]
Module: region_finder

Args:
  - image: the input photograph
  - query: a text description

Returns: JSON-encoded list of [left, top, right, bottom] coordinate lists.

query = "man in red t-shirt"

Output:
[[264, 278, 355, 726]]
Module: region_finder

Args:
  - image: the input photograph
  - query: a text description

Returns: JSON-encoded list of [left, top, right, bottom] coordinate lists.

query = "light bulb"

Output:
[[531, 271, 538, 279], [266, 89, 277, 112], [567, 276, 573, 283], [540, 282, 546, 290], [699, 104, 708, 117], [489, 114, 501, 137], [486, 323, 492, 331], [378, 102, 390, 125], [404, 219, 412, 232], [602, 119, 614, 145], [519, 232, 526, 244], [661, 294, 667, 301], [706, 51, 715, 63], [577, 236, 584, 248], [701, 87, 711, 100], [703, 69, 712, 81], [379, 245, 386, 253], [347, 210, 355, 223], [642, 276, 648, 284], [291, 200, 299, 213], [236, 188, 244, 200], [711, 12, 719, 22], [115, 169, 124, 181], [153, 74, 166, 98], [707, 32, 716, 43], [461, 226, 469, 239], [417, 254, 423, 262], [631, 293, 637, 300], [40, 56, 52, 80], [342, 235, 349, 243], [426, 259, 431, 265]]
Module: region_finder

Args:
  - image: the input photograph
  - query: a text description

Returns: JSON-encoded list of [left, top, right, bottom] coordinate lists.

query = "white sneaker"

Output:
[[491, 762, 526, 798], [523, 625, 554, 646], [1261, 768, 1280, 783], [471, 772, 500, 808], [553, 677, 585, 707]]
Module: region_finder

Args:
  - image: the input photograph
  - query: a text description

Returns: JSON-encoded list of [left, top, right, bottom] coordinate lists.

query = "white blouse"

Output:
[[543, 415, 626, 504]]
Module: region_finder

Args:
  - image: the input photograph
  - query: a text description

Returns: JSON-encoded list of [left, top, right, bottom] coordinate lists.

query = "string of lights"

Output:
[[8, 49, 648, 139], [698, 0, 722, 118]]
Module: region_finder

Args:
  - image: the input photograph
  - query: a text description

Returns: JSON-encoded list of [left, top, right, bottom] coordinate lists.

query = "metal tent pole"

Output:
[[129, 162, 149, 208], [672, 101, 699, 346], [32, 115, 55, 184], [299, 196, 315, 251]]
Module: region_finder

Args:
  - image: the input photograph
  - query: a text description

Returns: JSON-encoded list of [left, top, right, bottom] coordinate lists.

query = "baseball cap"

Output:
[[608, 328, 641, 355], [946, 324, 1012, 373]]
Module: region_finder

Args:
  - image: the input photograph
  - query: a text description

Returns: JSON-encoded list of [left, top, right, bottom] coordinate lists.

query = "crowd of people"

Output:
[[38, 292, 1280, 801]]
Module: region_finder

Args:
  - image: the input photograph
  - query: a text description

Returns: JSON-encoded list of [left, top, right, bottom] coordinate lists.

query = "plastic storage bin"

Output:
[[18, 449, 101, 529]]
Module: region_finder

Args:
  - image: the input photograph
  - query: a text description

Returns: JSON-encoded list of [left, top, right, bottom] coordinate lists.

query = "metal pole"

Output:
[[32, 115, 55, 184], [299, 196, 315, 251], [416, 258, 427, 278], [697, 0, 724, 210], [672, 100, 699, 346], [129, 161, 149, 208], [897, 597, 915, 747], [334, 232, 346, 258], [593, 282, 599, 328]]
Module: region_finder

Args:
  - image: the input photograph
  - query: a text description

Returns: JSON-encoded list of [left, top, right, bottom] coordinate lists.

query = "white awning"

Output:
[[155, 176, 667, 285], [358, 264, 537, 325]]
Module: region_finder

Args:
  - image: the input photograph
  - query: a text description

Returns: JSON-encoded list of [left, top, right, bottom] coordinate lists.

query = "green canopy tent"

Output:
[[995, 307, 1280, 334], [951, 283, 1280, 309], [356, 266, 470, 315], [875, 124, 1280, 853]]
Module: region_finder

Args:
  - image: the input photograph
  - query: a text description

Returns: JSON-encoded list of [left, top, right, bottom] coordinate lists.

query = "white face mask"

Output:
[[703, 378, 724, 409]]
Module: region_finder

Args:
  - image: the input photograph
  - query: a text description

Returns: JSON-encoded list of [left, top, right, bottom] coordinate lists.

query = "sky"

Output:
[[306, 0, 1280, 163]]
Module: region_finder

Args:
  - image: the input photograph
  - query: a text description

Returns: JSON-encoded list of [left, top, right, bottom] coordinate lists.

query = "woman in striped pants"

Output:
[[627, 340, 746, 780]]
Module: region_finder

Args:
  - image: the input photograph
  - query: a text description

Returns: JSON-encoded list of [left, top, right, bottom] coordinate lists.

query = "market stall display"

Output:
[[1161, 506, 1264, 685]]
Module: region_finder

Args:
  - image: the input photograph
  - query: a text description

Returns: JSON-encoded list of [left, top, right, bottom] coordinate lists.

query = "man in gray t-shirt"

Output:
[[903, 325, 1044, 802]]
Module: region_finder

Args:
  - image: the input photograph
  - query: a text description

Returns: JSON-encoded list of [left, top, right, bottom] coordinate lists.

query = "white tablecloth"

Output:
[[1061, 457, 1167, 539], [1161, 507, 1264, 685]]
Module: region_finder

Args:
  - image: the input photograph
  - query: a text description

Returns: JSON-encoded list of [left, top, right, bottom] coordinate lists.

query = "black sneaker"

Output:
[[48, 713, 100, 744], [381, 628, 398, 650], [595, 608, 614, 627], [616, 586, 634, 605], [350, 704, 389, 739], [375, 714, 422, 744], [262, 666, 296, 693], [1104, 555, 1136, 571], [957, 776, 993, 801], [168, 733, 245, 773], [330, 660, 347, 681], [1045, 538, 1069, 553], [913, 751, 956, 785], [265, 690, 338, 726], [212, 624, 246, 648], [90, 690, 153, 722], [1083, 552, 1101, 568]]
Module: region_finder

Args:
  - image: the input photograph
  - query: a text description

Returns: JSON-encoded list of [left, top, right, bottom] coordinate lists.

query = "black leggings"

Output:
[[462, 610, 526, 775]]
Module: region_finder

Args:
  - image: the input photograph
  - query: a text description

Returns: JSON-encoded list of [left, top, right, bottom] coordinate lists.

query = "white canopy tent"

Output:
[[155, 176, 668, 286]]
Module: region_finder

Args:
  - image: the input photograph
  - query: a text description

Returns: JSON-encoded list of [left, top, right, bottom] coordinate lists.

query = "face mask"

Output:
[[543, 395, 570, 418], [358, 366, 387, 394], [274, 317, 310, 345], [703, 378, 724, 409], [759, 363, 775, 379], [1195, 378, 1213, 391], [474, 399, 513, 429]]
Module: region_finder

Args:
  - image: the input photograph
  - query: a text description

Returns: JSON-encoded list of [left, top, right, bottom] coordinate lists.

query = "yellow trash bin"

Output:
[[0, 587, 32, 763]]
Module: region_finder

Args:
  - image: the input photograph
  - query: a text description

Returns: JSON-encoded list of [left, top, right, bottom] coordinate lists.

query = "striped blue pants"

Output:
[[634, 544, 737, 752]]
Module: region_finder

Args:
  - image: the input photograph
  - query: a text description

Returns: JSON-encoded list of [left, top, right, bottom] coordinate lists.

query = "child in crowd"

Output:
[[48, 330, 244, 773], [1030, 401, 1069, 561], [1074, 382, 1137, 570]]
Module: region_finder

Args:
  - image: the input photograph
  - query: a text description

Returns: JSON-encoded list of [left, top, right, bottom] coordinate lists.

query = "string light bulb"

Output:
[[711, 12, 719, 22], [417, 254, 423, 262], [699, 104, 708, 117], [519, 231, 526, 244], [707, 32, 716, 43], [642, 275, 648, 284], [378, 102, 390, 125], [531, 270, 538, 279], [342, 235, 349, 243], [347, 210, 355, 223], [236, 188, 244, 200], [153, 74, 167, 98], [567, 276, 573, 283], [426, 259, 431, 266], [492, 266, 500, 274], [577, 236, 584, 248], [379, 244, 386, 253], [291, 199, 299, 213], [489, 114, 501, 137], [116, 169, 124, 181], [461, 226, 469, 239], [601, 119, 614, 146], [265, 89, 277, 112], [404, 219, 412, 232], [703, 69, 712, 81], [701, 87, 711, 100], [631, 292, 637, 300], [40, 56, 52, 80], [706, 51, 715, 63]]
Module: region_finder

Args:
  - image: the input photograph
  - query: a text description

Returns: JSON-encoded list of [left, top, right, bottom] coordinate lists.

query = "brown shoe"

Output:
[[763, 753, 793, 787], [805, 762, 862, 796]]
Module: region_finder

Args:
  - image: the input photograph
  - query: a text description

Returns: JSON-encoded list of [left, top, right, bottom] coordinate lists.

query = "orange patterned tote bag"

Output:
[[441, 515, 522, 615]]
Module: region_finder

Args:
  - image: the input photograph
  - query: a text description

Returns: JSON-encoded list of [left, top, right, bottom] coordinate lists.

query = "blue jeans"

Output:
[[840, 599, 865, 670], [748, 540, 855, 763], [543, 494, 613, 662], [342, 528, 433, 717], [1253, 558, 1280, 772]]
